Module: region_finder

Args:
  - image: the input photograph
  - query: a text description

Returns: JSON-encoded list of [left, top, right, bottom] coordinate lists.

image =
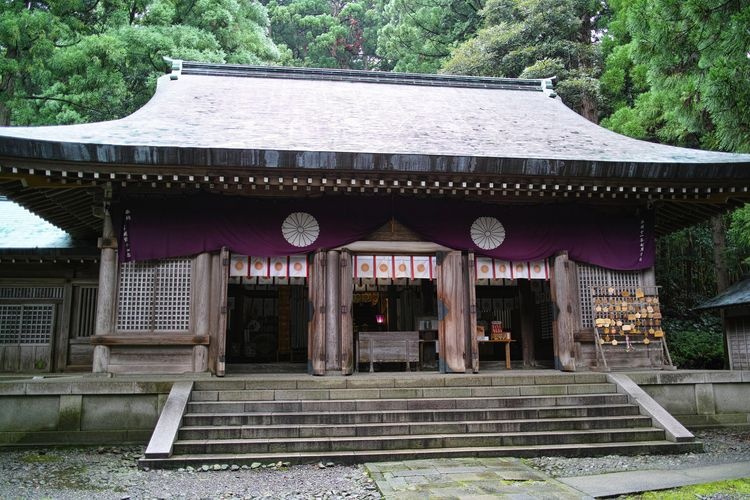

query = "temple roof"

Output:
[[1, 61, 750, 241], [0, 61, 749, 174]]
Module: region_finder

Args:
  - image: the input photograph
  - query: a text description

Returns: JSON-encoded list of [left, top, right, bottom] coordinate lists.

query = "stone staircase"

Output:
[[139, 372, 702, 468]]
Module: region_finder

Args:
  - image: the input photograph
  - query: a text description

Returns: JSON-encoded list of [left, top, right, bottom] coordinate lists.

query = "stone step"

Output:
[[189, 383, 618, 402], [182, 403, 642, 426], [139, 440, 703, 469], [191, 373, 610, 392], [185, 393, 630, 414], [172, 428, 667, 454], [177, 415, 655, 440]]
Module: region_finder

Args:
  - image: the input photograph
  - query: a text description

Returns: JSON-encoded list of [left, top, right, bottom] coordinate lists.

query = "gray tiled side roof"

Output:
[[696, 278, 750, 310], [0, 62, 748, 172], [0, 199, 73, 248]]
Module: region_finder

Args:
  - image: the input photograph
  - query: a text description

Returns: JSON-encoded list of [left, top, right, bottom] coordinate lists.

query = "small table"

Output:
[[478, 339, 515, 369]]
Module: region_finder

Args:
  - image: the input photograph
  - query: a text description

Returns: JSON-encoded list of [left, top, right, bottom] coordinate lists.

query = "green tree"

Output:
[[1, 0, 279, 126], [376, 0, 483, 73], [441, 0, 604, 120], [266, 0, 385, 69], [600, 0, 750, 152]]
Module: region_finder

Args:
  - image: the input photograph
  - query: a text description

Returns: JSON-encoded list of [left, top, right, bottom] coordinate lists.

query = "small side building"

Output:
[[696, 279, 750, 370], [0, 198, 99, 372]]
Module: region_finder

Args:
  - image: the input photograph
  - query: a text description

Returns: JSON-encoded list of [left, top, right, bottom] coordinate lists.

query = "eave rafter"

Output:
[[1, 161, 749, 239]]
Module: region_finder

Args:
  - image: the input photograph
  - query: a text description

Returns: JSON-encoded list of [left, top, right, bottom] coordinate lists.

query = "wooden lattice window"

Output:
[[116, 258, 192, 332], [0, 304, 55, 344], [534, 282, 554, 339], [577, 264, 643, 328], [71, 286, 98, 338], [727, 317, 750, 370], [0, 287, 63, 300]]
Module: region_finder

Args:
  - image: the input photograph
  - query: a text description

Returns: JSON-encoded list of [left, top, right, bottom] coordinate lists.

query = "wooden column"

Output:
[[92, 210, 117, 373], [325, 250, 341, 372], [642, 266, 656, 288], [192, 252, 211, 372], [550, 252, 578, 372], [519, 279, 536, 367], [437, 251, 466, 373], [210, 249, 229, 376], [340, 250, 354, 375], [308, 251, 326, 375], [466, 253, 479, 373], [55, 281, 74, 372]]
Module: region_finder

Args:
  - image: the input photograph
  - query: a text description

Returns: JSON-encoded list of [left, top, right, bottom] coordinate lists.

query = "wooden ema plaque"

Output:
[[592, 286, 663, 351]]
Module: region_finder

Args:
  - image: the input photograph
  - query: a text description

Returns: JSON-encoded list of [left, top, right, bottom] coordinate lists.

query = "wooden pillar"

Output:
[[340, 250, 354, 375], [55, 281, 74, 372], [325, 250, 341, 372], [642, 266, 656, 288], [550, 252, 578, 372], [206, 250, 230, 376], [308, 251, 326, 375], [466, 253, 479, 373], [519, 279, 536, 367], [92, 210, 117, 373], [437, 251, 466, 373], [192, 252, 211, 372]]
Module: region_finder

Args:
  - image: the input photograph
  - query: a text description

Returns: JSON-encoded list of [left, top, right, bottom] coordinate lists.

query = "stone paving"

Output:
[[364, 457, 589, 499]]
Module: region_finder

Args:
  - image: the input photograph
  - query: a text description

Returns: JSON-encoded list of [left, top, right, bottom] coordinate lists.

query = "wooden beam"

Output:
[[90, 335, 209, 345]]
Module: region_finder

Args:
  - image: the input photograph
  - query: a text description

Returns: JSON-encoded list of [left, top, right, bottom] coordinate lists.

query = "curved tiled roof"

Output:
[[0, 61, 748, 178], [1, 61, 750, 240]]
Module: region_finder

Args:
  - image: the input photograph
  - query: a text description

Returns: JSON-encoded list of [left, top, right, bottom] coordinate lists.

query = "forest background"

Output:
[[2, 0, 749, 368]]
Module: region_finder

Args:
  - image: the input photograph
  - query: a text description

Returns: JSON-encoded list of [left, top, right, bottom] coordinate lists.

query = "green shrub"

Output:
[[664, 315, 725, 369]]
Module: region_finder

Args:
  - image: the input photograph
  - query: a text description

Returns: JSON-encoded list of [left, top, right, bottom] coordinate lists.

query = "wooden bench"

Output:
[[356, 331, 420, 372]]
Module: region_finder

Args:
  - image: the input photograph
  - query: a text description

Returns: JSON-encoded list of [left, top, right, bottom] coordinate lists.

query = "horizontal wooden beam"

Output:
[[90, 335, 210, 346]]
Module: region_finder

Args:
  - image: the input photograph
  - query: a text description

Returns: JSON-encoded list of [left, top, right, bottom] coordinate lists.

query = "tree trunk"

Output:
[[711, 215, 729, 293]]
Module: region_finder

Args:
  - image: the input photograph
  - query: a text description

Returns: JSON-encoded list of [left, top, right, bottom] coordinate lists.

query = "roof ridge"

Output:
[[176, 60, 548, 92]]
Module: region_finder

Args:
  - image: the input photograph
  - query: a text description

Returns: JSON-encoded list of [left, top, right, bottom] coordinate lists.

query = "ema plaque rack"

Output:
[[590, 286, 674, 371]]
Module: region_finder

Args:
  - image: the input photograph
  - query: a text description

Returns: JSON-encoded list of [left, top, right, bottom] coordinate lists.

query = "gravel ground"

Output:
[[526, 428, 750, 478], [0, 448, 381, 500], [0, 429, 748, 499]]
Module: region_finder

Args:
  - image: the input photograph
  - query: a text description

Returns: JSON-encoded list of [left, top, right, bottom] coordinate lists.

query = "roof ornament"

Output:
[[164, 57, 183, 81], [541, 77, 557, 98]]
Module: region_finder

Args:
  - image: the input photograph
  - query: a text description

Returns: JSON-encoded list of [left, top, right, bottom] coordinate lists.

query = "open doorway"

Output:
[[352, 278, 438, 371], [226, 280, 308, 370], [475, 278, 554, 368]]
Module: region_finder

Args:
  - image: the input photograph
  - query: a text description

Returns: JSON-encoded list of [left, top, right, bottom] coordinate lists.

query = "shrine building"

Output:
[[1, 61, 750, 376]]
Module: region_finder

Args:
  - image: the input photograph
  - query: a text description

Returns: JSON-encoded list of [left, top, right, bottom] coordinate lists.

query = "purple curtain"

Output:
[[114, 194, 654, 270]]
